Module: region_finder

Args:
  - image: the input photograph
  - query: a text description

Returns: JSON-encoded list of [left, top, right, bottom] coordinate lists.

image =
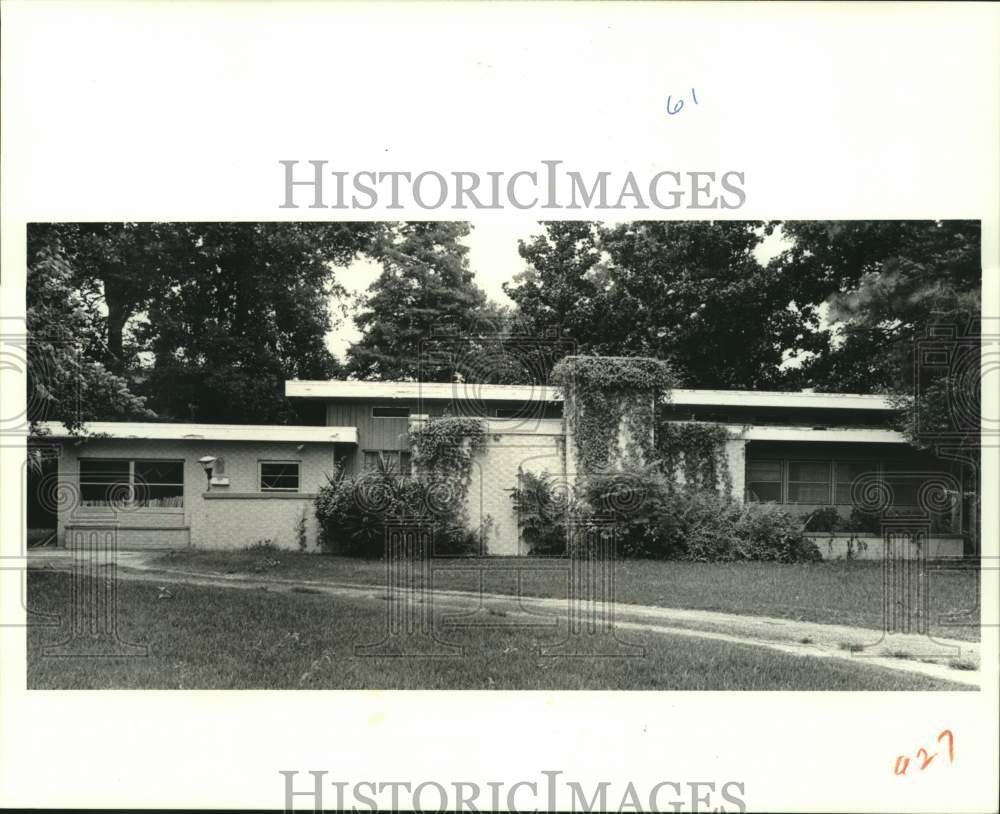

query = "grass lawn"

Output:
[[27, 571, 969, 690], [150, 549, 982, 642]]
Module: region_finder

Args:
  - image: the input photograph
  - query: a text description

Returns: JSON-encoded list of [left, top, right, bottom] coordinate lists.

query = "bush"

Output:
[[802, 506, 956, 536], [510, 471, 573, 555], [726, 501, 822, 563], [245, 539, 280, 553], [295, 507, 309, 552], [801, 506, 843, 533], [578, 471, 821, 563], [314, 465, 479, 558]]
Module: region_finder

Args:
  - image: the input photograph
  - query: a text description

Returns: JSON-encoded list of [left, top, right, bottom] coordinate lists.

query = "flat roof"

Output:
[[738, 425, 906, 444], [285, 379, 897, 411], [34, 421, 357, 445]]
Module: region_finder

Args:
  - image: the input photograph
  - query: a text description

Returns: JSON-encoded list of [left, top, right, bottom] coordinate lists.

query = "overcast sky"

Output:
[[326, 222, 788, 359]]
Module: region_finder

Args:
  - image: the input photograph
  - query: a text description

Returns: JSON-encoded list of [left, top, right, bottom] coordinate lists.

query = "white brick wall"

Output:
[[196, 494, 318, 551], [53, 438, 337, 551], [465, 426, 565, 555]]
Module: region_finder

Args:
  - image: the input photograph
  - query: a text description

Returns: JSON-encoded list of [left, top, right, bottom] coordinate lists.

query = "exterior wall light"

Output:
[[198, 456, 217, 489]]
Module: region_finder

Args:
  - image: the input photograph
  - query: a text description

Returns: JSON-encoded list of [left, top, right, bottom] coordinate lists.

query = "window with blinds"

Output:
[[747, 459, 782, 502], [79, 459, 184, 508], [786, 461, 832, 504]]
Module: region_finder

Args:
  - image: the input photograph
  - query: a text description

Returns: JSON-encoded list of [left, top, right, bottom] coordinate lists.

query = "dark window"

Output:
[[260, 461, 300, 492], [132, 460, 184, 507], [372, 406, 410, 418], [747, 459, 782, 502], [79, 459, 183, 508], [882, 463, 921, 507], [835, 461, 873, 505], [787, 461, 831, 504], [79, 460, 130, 506]]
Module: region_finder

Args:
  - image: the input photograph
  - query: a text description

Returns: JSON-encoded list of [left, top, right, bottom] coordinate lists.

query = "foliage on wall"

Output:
[[409, 416, 487, 494], [551, 356, 675, 474], [655, 420, 734, 497]]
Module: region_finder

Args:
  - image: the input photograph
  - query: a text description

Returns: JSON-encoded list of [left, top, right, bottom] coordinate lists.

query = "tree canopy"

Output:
[[505, 221, 826, 388], [773, 220, 981, 449], [27, 219, 981, 451], [26, 240, 152, 432], [28, 222, 377, 425], [346, 222, 507, 382]]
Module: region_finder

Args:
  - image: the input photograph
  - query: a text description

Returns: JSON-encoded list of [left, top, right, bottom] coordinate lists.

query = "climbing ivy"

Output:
[[551, 356, 674, 474], [409, 416, 487, 499], [655, 419, 733, 497]]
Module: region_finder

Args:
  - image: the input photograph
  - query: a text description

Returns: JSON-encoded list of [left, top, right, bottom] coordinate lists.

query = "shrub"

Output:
[[801, 506, 844, 533], [510, 471, 573, 555], [295, 507, 309, 552], [580, 467, 687, 559], [314, 464, 478, 558], [726, 501, 822, 563], [245, 539, 280, 553], [576, 470, 822, 563]]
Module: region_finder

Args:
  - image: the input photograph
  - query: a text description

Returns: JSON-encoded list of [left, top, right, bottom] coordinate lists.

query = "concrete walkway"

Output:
[[28, 550, 981, 687]]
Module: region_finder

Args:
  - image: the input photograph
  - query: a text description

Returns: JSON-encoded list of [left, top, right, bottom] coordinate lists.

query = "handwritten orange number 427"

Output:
[[895, 730, 955, 776]]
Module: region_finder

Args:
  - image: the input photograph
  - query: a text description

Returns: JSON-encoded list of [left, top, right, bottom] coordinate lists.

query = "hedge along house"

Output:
[[286, 376, 973, 560], [32, 422, 356, 551]]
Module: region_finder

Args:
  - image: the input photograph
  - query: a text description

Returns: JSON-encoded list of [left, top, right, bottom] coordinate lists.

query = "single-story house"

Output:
[[27, 379, 972, 559], [30, 422, 355, 552]]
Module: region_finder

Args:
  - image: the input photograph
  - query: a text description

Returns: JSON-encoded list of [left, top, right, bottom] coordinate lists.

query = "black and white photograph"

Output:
[[2, 2, 997, 812], [23, 219, 983, 691]]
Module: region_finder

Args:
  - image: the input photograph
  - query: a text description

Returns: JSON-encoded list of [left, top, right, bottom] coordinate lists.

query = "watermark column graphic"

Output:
[[2, 323, 146, 655], [415, 325, 646, 657], [352, 323, 646, 657], [44, 524, 147, 657], [912, 319, 996, 546], [41, 464, 148, 657], [911, 320, 997, 444], [2, 445, 62, 629], [351, 469, 461, 657], [847, 469, 967, 657], [542, 513, 644, 658], [416, 321, 576, 432], [845, 320, 997, 656], [1, 325, 71, 631], [881, 521, 931, 636], [916, 322, 997, 641]]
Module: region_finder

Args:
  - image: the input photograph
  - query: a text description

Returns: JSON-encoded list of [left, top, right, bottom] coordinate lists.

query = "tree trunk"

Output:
[[103, 281, 129, 374]]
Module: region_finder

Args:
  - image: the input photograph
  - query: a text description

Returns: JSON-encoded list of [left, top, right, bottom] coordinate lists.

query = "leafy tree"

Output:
[[505, 221, 824, 388], [504, 222, 604, 349], [26, 240, 151, 433], [347, 222, 502, 382], [28, 222, 376, 424], [774, 220, 981, 406], [138, 223, 375, 422], [773, 221, 981, 452], [27, 223, 173, 374]]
